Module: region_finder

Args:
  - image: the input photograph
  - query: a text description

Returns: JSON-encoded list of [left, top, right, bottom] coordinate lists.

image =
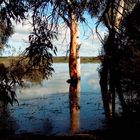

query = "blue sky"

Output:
[[3, 16, 106, 57]]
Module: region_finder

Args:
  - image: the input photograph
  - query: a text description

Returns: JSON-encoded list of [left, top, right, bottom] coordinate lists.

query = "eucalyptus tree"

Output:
[[27, 0, 104, 81], [0, 0, 80, 105], [27, 0, 82, 81]]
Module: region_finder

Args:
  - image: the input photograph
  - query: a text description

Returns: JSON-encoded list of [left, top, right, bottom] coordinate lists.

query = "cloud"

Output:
[[53, 24, 70, 56], [10, 32, 28, 43], [79, 27, 105, 56], [9, 21, 32, 43], [54, 23, 106, 56], [6, 21, 106, 56]]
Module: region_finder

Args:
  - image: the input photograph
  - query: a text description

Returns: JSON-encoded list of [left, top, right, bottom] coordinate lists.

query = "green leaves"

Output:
[[24, 15, 58, 79]]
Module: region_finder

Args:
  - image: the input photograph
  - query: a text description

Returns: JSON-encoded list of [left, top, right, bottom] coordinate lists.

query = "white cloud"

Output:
[[10, 32, 28, 42], [79, 26, 105, 56], [54, 23, 106, 56], [53, 24, 70, 56], [10, 21, 32, 43], [4, 20, 106, 57]]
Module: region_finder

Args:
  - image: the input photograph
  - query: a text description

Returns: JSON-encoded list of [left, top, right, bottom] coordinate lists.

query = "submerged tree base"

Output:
[[66, 78, 80, 84]]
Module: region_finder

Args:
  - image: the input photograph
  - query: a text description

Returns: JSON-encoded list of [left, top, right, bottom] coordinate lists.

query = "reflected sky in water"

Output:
[[7, 63, 106, 135]]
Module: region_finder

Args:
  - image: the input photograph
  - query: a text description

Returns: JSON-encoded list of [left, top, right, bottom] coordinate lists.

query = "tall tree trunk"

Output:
[[69, 12, 78, 80]]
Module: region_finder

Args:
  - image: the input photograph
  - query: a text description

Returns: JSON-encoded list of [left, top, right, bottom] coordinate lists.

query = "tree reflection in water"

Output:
[[69, 79, 80, 133]]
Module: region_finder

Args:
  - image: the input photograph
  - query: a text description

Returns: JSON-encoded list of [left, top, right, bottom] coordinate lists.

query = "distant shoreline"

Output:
[[52, 56, 100, 63], [0, 56, 101, 67]]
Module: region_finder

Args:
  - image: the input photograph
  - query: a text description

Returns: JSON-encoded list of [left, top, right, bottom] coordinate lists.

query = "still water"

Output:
[[1, 63, 106, 135]]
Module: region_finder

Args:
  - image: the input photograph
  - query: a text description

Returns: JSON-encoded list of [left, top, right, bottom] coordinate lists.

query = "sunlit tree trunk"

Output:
[[69, 12, 78, 80], [65, 0, 81, 81]]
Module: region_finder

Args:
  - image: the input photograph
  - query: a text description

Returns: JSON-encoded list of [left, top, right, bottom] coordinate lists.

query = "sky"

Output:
[[3, 16, 106, 57]]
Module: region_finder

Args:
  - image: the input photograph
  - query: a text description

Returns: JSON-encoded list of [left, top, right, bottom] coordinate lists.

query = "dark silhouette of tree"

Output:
[[97, 0, 140, 118]]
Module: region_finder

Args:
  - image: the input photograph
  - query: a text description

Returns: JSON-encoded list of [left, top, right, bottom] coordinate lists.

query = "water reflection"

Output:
[[23, 66, 81, 134], [0, 63, 105, 135], [69, 80, 80, 133]]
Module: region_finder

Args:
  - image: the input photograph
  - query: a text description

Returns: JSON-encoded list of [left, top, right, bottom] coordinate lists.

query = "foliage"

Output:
[[24, 16, 57, 79]]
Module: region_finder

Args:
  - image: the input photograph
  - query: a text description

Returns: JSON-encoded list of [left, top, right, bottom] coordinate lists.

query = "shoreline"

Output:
[[0, 56, 101, 67]]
